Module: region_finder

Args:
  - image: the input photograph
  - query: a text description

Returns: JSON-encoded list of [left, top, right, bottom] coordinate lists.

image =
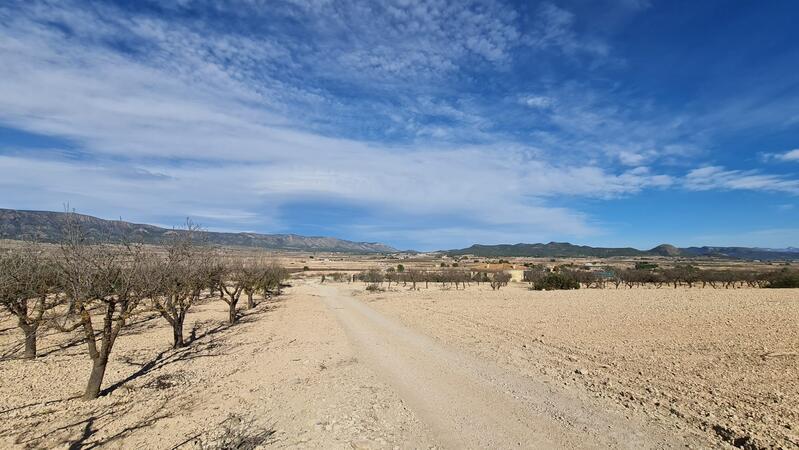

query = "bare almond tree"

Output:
[[149, 221, 213, 348], [262, 262, 289, 296], [406, 269, 422, 290], [242, 262, 289, 308], [240, 263, 264, 310], [490, 271, 511, 290], [218, 260, 247, 325], [0, 245, 61, 359], [55, 214, 149, 400]]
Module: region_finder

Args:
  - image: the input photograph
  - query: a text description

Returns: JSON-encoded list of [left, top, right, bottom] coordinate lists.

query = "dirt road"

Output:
[[317, 283, 706, 449]]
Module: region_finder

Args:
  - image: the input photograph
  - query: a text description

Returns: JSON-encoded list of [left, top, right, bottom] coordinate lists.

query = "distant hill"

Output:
[[0, 209, 396, 253], [447, 242, 798, 261], [649, 244, 681, 256], [676, 246, 799, 261]]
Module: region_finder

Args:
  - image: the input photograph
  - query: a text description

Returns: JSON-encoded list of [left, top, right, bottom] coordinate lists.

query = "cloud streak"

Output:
[[684, 166, 799, 195], [776, 149, 799, 162], [0, 0, 797, 249]]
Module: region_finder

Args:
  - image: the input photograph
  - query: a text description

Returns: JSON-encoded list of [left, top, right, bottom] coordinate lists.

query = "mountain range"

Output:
[[446, 242, 799, 261], [1, 209, 796, 260], [0, 209, 396, 253]]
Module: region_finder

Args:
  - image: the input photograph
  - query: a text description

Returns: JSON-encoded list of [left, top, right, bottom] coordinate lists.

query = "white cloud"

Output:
[[1, 0, 796, 249], [776, 149, 799, 161], [519, 95, 553, 109], [684, 166, 799, 194], [528, 2, 609, 56], [617, 151, 647, 166]]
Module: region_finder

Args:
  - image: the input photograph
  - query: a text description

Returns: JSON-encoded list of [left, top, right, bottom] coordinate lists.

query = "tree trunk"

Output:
[[172, 319, 185, 348], [228, 301, 237, 325], [84, 356, 108, 400], [22, 325, 36, 359], [247, 292, 254, 309]]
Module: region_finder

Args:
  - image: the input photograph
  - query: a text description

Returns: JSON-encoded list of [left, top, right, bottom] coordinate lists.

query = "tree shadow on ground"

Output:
[[9, 397, 176, 449], [119, 313, 162, 336], [224, 293, 288, 325], [1, 290, 288, 448], [0, 339, 23, 361], [37, 331, 91, 358], [65, 404, 174, 450], [0, 394, 81, 416], [100, 321, 234, 397]]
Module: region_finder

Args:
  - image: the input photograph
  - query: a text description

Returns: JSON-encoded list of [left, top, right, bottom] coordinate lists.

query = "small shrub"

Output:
[[531, 273, 580, 290], [194, 414, 276, 450], [325, 272, 347, 282], [302, 266, 310, 271]]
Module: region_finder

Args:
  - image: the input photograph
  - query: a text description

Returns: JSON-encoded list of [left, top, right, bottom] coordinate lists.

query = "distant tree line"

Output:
[[523, 264, 798, 290], [346, 268, 511, 291], [328, 264, 799, 293], [350, 268, 513, 291]]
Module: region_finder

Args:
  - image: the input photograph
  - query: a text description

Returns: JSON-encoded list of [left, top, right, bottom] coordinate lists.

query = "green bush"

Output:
[[531, 273, 580, 291]]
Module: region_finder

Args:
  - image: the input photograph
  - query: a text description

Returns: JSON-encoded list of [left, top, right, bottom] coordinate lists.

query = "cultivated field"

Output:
[[361, 283, 799, 448], [1, 248, 798, 448]]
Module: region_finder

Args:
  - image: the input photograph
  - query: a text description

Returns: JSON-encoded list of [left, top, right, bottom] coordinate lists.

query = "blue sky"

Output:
[[0, 0, 797, 251]]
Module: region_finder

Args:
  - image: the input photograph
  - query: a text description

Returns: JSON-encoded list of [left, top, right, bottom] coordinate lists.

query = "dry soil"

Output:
[[0, 280, 797, 449]]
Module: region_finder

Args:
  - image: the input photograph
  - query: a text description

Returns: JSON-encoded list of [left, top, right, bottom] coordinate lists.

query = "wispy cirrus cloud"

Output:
[[0, 0, 797, 249], [684, 166, 799, 195]]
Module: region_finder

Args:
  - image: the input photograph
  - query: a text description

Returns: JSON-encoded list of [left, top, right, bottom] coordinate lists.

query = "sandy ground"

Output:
[[319, 284, 704, 448], [0, 283, 429, 449], [358, 282, 799, 449], [0, 279, 797, 449]]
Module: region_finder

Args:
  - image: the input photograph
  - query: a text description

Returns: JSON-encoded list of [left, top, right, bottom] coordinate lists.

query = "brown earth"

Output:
[[359, 282, 799, 449], [0, 283, 429, 449], [1, 279, 797, 449]]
